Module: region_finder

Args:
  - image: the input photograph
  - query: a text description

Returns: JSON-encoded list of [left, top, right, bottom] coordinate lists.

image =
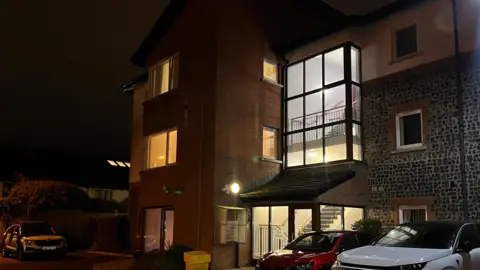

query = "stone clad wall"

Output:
[[361, 55, 480, 226]]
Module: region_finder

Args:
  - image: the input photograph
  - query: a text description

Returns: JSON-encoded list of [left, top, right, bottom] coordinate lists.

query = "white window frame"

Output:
[[399, 205, 427, 224], [263, 59, 278, 83], [145, 128, 178, 169], [148, 54, 179, 99], [395, 109, 423, 149]]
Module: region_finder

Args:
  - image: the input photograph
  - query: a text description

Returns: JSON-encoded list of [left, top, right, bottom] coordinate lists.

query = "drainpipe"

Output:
[[450, 0, 469, 220]]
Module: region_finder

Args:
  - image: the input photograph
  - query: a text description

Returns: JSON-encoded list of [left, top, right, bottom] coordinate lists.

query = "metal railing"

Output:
[[253, 225, 289, 259]]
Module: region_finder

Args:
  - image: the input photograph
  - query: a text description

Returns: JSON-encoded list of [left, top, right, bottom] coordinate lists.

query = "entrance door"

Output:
[[290, 206, 313, 241], [164, 210, 174, 250], [144, 208, 162, 252]]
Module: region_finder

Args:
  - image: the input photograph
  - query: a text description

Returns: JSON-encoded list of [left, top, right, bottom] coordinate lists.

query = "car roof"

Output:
[[399, 220, 468, 227], [18, 221, 50, 226]]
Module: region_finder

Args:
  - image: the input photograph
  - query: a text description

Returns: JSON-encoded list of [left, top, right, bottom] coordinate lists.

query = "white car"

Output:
[[332, 220, 480, 270]]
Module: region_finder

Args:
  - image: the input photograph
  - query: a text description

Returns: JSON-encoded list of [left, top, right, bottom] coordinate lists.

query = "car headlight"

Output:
[[24, 240, 35, 245], [295, 262, 314, 270], [332, 260, 340, 267], [398, 262, 427, 270]]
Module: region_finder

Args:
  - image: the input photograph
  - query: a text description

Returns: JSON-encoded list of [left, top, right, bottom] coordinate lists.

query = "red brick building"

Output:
[[121, 0, 478, 268]]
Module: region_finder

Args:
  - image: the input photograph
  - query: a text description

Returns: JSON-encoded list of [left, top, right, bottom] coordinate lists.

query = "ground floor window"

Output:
[[399, 205, 427, 223], [252, 204, 364, 259]]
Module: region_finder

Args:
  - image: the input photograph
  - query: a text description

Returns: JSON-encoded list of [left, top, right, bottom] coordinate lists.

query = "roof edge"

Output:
[[130, 0, 188, 67], [121, 72, 148, 93]]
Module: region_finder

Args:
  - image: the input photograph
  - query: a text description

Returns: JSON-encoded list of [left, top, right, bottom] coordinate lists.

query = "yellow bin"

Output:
[[184, 251, 211, 270]]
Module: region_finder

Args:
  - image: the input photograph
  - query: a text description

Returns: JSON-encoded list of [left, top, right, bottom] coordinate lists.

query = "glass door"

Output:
[[144, 208, 162, 252], [290, 206, 313, 241]]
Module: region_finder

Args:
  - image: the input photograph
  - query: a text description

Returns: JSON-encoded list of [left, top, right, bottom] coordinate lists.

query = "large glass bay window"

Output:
[[285, 44, 362, 167]]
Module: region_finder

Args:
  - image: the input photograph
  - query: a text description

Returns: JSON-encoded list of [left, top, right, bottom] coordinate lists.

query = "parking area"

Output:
[[0, 251, 129, 270]]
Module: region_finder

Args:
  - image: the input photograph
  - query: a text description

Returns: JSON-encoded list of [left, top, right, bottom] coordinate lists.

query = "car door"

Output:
[[457, 223, 480, 269], [9, 226, 20, 251], [2, 226, 12, 248]]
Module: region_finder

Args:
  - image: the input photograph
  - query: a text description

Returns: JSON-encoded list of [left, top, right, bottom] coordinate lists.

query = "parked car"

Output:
[[333, 220, 480, 270], [0, 221, 67, 260], [255, 231, 375, 270]]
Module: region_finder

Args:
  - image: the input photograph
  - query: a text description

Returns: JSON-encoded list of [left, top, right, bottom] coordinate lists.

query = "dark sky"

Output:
[[0, 0, 168, 160]]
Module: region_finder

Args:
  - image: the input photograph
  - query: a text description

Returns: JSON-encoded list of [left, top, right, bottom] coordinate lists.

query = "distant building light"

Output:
[[116, 161, 127, 167], [107, 160, 118, 166], [124, 162, 131, 167]]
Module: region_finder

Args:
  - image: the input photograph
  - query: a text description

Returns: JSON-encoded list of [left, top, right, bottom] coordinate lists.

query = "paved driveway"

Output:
[[0, 251, 128, 270]]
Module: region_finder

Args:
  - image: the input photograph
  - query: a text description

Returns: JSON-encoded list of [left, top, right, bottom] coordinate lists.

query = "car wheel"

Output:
[[1, 244, 9, 258], [16, 244, 25, 261]]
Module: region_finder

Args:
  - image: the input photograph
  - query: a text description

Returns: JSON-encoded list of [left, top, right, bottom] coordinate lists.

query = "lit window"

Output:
[[116, 161, 127, 167], [262, 127, 278, 159], [149, 54, 179, 98], [396, 109, 422, 149], [395, 25, 417, 58], [147, 129, 178, 169], [263, 60, 278, 83], [399, 205, 427, 223], [124, 162, 131, 167], [107, 160, 117, 166]]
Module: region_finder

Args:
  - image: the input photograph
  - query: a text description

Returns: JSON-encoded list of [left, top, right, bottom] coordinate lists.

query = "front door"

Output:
[[144, 208, 163, 252], [289, 206, 314, 241], [164, 209, 174, 250]]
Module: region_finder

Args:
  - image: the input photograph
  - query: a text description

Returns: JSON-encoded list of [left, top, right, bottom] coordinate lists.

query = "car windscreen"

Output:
[[374, 223, 459, 249], [285, 232, 343, 252], [21, 223, 55, 236]]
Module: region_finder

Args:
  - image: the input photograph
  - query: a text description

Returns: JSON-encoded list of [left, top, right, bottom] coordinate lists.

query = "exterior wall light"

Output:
[[230, 183, 240, 194]]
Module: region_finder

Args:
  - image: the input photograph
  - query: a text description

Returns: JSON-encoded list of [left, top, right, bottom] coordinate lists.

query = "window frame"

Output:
[[262, 126, 279, 160], [263, 59, 278, 83], [395, 109, 423, 150], [283, 43, 362, 168], [393, 24, 418, 60], [145, 128, 178, 169], [148, 54, 179, 99], [398, 205, 427, 224]]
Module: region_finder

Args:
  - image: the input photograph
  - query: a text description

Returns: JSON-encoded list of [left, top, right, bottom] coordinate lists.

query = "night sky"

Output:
[[0, 0, 168, 159]]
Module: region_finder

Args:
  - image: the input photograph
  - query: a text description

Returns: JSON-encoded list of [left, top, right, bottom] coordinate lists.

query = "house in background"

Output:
[[0, 147, 129, 204], [124, 0, 480, 268]]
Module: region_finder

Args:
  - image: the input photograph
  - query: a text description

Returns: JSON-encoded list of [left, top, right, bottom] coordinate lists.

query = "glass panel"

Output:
[[325, 123, 347, 162], [144, 208, 163, 252], [324, 48, 344, 85], [252, 207, 269, 259], [351, 47, 360, 83], [399, 113, 422, 146], [148, 132, 167, 168], [294, 209, 312, 239], [305, 55, 323, 91], [353, 124, 362, 161], [306, 128, 323, 165], [160, 60, 170, 94], [263, 60, 278, 82], [287, 132, 303, 167], [168, 130, 177, 164], [305, 92, 323, 129], [271, 206, 289, 251], [287, 63, 304, 97], [171, 55, 179, 89], [320, 205, 343, 231], [352, 85, 361, 122], [287, 97, 304, 132], [263, 127, 277, 158], [164, 210, 174, 249], [344, 207, 363, 230], [324, 85, 346, 124]]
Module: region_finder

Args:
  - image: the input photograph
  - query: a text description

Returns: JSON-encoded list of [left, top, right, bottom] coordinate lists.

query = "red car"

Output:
[[255, 231, 374, 270]]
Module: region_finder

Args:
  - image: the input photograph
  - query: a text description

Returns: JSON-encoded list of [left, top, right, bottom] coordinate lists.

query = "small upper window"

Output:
[[396, 109, 422, 149], [262, 127, 278, 159], [146, 129, 178, 169], [263, 60, 278, 83], [149, 54, 179, 98], [395, 25, 417, 58]]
